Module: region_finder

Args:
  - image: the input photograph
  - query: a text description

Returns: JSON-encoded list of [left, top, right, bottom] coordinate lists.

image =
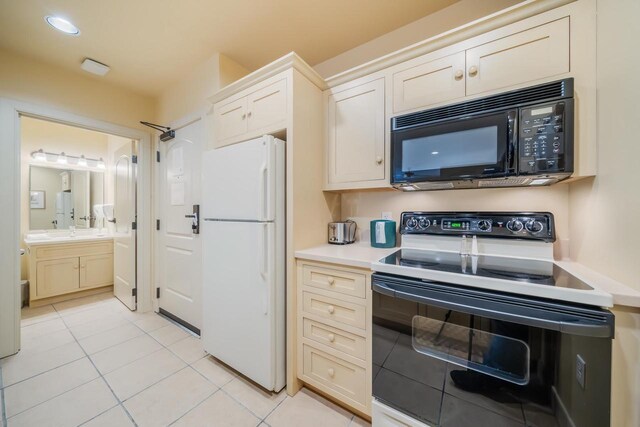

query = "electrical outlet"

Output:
[[382, 212, 393, 220], [576, 354, 586, 389]]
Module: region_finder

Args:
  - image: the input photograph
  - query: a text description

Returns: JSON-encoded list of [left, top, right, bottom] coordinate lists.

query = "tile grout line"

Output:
[[52, 302, 140, 427]]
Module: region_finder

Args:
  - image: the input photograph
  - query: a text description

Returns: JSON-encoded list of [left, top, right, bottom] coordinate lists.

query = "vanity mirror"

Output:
[[29, 165, 105, 230]]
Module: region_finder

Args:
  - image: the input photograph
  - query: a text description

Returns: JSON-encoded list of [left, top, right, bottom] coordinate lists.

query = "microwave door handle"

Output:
[[372, 282, 613, 338]]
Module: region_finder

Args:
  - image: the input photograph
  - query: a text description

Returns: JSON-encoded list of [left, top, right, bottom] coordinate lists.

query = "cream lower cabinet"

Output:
[[325, 78, 386, 190], [28, 240, 114, 305], [296, 260, 372, 416]]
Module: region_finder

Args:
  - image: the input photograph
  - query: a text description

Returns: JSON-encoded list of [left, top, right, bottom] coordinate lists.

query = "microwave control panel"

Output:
[[519, 100, 573, 175], [400, 212, 556, 242]]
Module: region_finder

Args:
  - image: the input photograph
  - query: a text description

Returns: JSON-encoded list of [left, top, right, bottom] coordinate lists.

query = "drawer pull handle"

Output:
[[327, 305, 335, 314], [328, 333, 335, 342], [328, 368, 335, 378], [327, 276, 335, 285]]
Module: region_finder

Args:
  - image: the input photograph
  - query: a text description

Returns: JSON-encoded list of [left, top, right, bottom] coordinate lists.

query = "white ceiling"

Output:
[[0, 0, 459, 96]]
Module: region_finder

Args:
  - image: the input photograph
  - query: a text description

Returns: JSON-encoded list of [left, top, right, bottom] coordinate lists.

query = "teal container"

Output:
[[370, 219, 397, 248]]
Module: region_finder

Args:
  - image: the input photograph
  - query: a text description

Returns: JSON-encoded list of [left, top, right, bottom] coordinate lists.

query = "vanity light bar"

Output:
[[31, 149, 105, 169]]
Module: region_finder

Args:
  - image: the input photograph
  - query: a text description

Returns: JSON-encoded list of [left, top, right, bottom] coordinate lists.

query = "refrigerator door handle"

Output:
[[260, 163, 268, 221], [261, 223, 269, 315]]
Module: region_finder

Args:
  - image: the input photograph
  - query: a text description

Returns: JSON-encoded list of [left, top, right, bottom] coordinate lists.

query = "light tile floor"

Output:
[[0, 292, 370, 427]]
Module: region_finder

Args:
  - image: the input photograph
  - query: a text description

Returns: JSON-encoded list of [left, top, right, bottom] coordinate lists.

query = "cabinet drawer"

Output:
[[393, 51, 466, 113], [303, 318, 366, 360], [302, 344, 367, 407], [34, 242, 113, 260], [302, 264, 366, 298], [465, 17, 569, 96], [302, 291, 366, 330]]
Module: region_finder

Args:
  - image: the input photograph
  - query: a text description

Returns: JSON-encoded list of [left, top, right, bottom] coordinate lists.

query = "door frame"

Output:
[[152, 108, 205, 314], [0, 97, 153, 358]]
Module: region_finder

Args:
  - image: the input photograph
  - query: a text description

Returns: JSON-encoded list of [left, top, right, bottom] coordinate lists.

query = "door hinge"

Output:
[[132, 155, 138, 164], [156, 219, 160, 230], [132, 288, 137, 297], [156, 151, 160, 162], [132, 221, 137, 230], [156, 287, 160, 299]]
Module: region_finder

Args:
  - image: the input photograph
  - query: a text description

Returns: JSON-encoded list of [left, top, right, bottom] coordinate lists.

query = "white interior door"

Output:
[[71, 170, 90, 228], [113, 141, 137, 310], [157, 119, 203, 331]]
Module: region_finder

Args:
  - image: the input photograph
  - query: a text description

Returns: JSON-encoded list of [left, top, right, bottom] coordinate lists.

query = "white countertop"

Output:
[[295, 243, 640, 308], [24, 234, 114, 246], [295, 242, 397, 269]]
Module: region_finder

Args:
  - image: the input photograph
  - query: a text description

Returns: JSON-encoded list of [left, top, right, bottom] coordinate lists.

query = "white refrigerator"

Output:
[[201, 135, 286, 392]]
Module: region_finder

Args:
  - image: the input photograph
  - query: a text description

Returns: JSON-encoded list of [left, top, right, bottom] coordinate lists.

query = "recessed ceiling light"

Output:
[[45, 16, 80, 35]]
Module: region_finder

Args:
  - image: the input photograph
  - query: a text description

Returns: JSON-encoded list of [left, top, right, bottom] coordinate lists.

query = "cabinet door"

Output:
[[247, 79, 287, 132], [465, 17, 569, 96], [80, 254, 114, 288], [36, 258, 79, 298], [393, 51, 466, 113], [327, 78, 385, 184], [213, 97, 248, 147]]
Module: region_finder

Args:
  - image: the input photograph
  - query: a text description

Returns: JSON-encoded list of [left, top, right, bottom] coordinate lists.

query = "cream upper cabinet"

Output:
[[246, 79, 287, 132], [213, 97, 248, 146], [326, 78, 385, 187], [392, 51, 466, 114], [36, 258, 80, 298], [212, 78, 288, 148], [465, 17, 569, 96]]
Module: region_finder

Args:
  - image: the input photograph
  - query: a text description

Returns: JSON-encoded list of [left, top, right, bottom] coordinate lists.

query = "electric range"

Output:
[[371, 212, 614, 427]]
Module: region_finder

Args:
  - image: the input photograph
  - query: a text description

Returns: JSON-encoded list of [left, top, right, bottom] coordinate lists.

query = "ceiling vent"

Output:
[[81, 58, 110, 76]]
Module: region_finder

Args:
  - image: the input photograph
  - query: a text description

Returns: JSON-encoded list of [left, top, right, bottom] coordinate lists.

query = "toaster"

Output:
[[328, 220, 357, 245]]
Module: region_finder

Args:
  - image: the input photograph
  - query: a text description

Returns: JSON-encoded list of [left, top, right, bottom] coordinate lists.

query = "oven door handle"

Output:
[[372, 281, 613, 338]]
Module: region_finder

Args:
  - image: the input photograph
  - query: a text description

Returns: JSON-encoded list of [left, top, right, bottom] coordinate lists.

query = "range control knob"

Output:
[[506, 219, 524, 233], [406, 217, 418, 230], [418, 217, 431, 229], [525, 220, 544, 233], [477, 220, 491, 231]]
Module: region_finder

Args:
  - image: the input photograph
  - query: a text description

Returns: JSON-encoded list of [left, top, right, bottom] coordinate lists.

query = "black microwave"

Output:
[[390, 78, 574, 191]]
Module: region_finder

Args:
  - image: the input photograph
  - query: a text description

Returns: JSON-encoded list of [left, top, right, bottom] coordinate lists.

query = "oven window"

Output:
[[402, 126, 499, 172]]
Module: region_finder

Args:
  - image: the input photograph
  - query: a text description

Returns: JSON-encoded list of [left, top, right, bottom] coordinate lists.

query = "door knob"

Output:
[[328, 333, 335, 342], [185, 205, 200, 234], [327, 305, 335, 314], [454, 70, 464, 80], [468, 66, 478, 77]]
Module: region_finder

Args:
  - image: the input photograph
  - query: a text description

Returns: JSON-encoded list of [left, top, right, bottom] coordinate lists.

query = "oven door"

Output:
[[391, 110, 514, 185], [371, 274, 613, 427]]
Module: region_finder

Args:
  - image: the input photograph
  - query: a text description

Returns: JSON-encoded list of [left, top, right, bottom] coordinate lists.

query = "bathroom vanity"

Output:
[[25, 235, 114, 306]]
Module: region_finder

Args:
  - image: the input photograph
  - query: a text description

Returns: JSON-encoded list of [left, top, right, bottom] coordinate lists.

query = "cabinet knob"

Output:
[[468, 66, 478, 77], [80, 265, 85, 269], [241, 113, 247, 119], [454, 70, 464, 80], [328, 368, 335, 378], [247, 111, 252, 117], [327, 276, 335, 285], [327, 305, 335, 314], [73, 265, 79, 269], [328, 333, 336, 342], [376, 156, 383, 165]]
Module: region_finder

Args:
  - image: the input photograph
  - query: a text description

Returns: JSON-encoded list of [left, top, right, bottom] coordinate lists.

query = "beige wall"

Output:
[[313, 0, 523, 78], [568, 1, 640, 425], [157, 53, 248, 124], [0, 48, 156, 131]]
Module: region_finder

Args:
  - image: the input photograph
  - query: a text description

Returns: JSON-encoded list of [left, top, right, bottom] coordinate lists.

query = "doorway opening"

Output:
[[20, 116, 138, 311]]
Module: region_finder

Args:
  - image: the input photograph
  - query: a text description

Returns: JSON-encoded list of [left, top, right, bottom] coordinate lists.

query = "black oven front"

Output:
[[372, 273, 614, 427]]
